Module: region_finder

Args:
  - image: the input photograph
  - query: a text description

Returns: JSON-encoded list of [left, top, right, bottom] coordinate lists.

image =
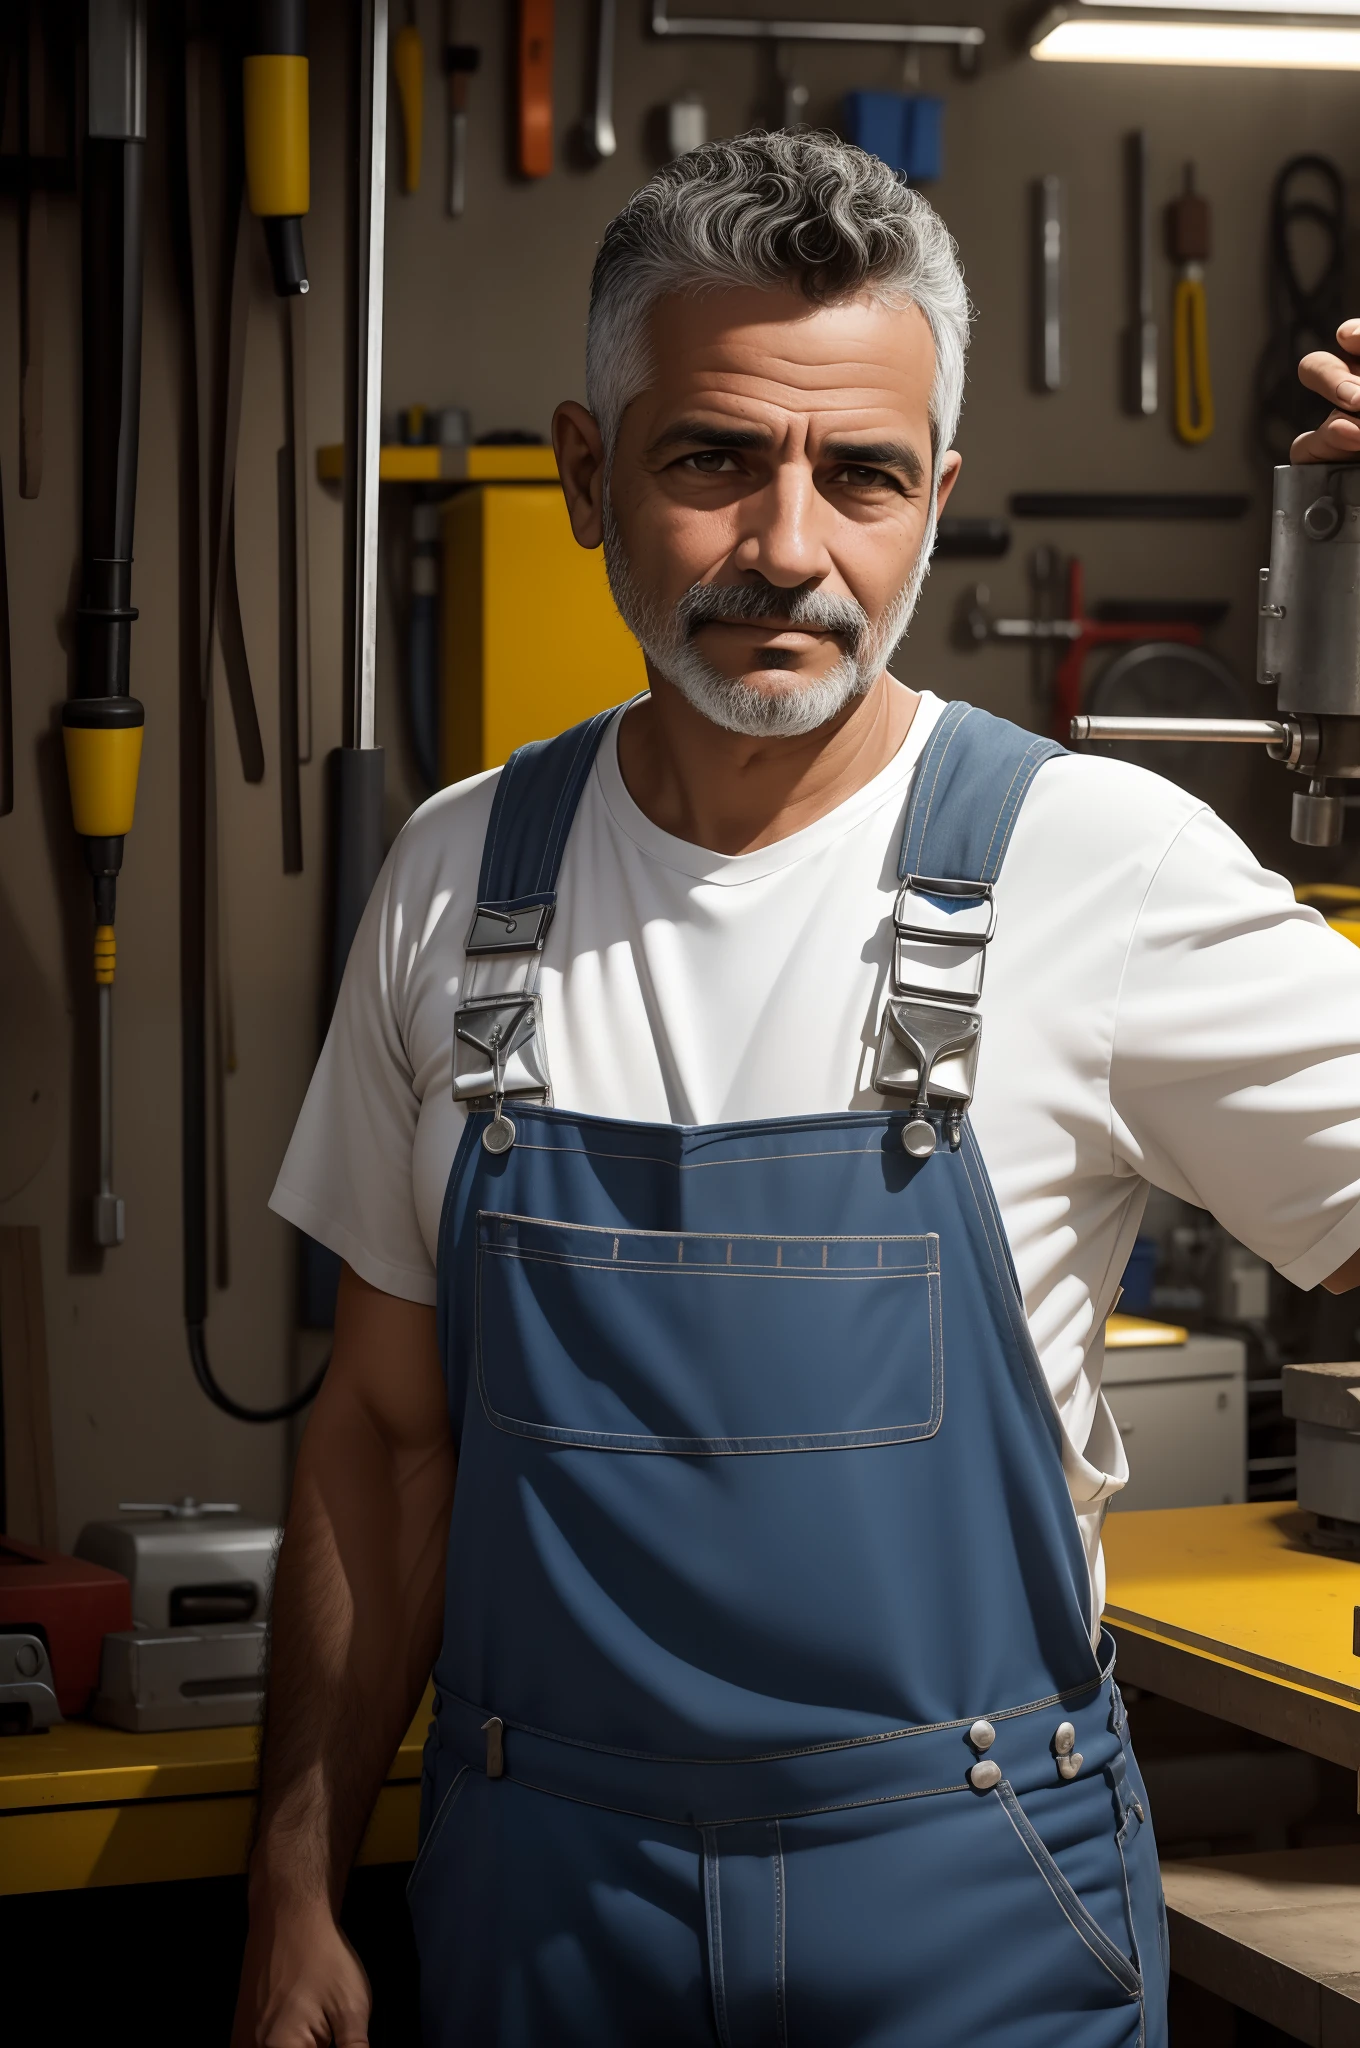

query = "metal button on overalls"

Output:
[[408, 701, 1169, 2048]]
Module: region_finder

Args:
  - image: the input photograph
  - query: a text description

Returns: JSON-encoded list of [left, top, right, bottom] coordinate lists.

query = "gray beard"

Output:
[[602, 498, 936, 740]]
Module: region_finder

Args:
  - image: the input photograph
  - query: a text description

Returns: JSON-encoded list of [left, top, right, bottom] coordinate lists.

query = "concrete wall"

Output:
[[0, 0, 1355, 1545]]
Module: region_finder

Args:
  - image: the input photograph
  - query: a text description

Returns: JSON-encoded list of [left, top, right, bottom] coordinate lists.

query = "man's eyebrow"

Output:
[[647, 420, 772, 456], [823, 438, 924, 486]]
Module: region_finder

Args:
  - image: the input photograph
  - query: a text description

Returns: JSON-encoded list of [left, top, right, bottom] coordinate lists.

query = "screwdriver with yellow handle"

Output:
[[64, 0, 149, 1248], [1169, 163, 1214, 446], [244, 0, 310, 294], [394, 1, 424, 194]]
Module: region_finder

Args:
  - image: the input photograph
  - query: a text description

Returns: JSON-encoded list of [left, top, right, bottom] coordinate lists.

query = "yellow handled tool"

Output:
[[244, 0, 309, 294], [1168, 164, 1214, 446], [1173, 271, 1213, 444], [394, 4, 424, 193]]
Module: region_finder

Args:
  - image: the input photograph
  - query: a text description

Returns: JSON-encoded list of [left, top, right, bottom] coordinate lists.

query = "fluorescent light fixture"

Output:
[[1030, 2, 1360, 63]]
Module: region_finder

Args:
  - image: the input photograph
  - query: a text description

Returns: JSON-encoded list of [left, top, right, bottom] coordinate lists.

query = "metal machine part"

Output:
[[1281, 1364, 1360, 1543], [1072, 463, 1360, 847], [93, 1624, 266, 1732], [1084, 642, 1244, 780], [73, 1500, 279, 1632], [0, 1631, 61, 1732]]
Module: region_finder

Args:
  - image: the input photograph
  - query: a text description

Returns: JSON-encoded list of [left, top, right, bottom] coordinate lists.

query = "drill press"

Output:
[[1074, 463, 1360, 848]]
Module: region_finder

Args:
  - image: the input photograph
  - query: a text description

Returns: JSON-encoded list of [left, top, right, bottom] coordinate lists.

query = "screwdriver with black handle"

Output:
[[64, 0, 149, 1249]]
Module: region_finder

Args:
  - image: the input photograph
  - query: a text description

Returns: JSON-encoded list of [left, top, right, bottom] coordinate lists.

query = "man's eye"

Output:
[[836, 464, 891, 489], [683, 450, 739, 474]]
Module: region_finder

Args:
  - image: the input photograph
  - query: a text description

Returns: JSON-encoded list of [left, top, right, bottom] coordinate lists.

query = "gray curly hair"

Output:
[[585, 130, 970, 485]]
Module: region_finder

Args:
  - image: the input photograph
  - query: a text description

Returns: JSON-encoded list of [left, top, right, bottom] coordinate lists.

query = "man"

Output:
[[238, 132, 1360, 2048]]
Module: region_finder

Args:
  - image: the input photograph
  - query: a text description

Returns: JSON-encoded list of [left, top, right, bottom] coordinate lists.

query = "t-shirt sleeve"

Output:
[[1110, 807, 1360, 1290], [269, 841, 439, 1307]]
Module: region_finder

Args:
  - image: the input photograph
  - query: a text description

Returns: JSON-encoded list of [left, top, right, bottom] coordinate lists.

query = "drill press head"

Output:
[[1259, 464, 1360, 846]]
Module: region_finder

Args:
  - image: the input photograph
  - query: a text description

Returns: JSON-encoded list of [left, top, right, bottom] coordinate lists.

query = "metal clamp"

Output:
[[873, 998, 981, 1157], [465, 900, 555, 955], [453, 994, 549, 1104], [892, 877, 995, 1006]]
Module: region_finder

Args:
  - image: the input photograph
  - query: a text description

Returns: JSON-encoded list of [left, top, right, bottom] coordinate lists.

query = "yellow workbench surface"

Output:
[[0, 1690, 431, 1896], [1104, 1503, 1360, 1769]]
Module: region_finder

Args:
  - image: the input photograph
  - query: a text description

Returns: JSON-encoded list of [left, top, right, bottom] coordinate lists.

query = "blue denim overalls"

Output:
[[409, 700, 1169, 2047]]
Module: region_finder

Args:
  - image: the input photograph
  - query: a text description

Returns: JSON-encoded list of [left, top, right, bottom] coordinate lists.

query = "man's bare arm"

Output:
[[232, 1265, 456, 2048], [1325, 1245, 1360, 1295]]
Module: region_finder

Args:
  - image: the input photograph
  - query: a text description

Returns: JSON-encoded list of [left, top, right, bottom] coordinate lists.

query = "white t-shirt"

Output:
[[272, 692, 1360, 1626]]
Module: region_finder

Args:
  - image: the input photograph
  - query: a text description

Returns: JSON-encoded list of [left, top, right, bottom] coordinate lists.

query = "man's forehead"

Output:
[[638, 285, 934, 430]]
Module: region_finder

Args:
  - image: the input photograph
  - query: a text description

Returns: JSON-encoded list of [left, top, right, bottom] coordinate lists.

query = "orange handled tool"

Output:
[[394, 2, 424, 193], [518, 0, 553, 178]]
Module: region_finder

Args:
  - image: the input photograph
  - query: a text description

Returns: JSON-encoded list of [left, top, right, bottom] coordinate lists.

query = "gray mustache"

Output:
[[674, 581, 870, 644]]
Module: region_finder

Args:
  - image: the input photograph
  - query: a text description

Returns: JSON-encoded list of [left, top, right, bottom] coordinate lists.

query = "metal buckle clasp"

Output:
[[892, 877, 994, 1006]]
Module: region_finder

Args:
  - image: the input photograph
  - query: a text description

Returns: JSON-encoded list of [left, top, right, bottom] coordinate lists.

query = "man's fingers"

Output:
[[1297, 349, 1360, 412], [1291, 411, 1360, 466]]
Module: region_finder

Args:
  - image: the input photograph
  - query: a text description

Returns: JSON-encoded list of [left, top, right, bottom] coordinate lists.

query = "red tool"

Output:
[[0, 1539, 131, 1716], [517, 0, 554, 178], [1051, 559, 1202, 739]]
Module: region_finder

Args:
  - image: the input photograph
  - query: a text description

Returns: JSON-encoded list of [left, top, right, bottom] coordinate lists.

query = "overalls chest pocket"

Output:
[[474, 1212, 944, 1454]]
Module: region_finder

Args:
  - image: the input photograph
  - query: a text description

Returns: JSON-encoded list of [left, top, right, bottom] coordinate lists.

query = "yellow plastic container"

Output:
[[440, 486, 646, 783]]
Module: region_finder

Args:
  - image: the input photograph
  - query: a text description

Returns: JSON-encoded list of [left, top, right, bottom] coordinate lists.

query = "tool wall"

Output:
[[0, 0, 1354, 1544]]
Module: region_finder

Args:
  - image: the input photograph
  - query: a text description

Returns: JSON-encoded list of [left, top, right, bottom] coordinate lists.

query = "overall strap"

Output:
[[873, 703, 1064, 1159], [898, 700, 1065, 885], [474, 704, 619, 919], [453, 704, 620, 1152]]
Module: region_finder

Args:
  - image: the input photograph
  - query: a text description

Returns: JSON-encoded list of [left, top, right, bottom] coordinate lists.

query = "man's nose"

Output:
[[731, 461, 831, 590]]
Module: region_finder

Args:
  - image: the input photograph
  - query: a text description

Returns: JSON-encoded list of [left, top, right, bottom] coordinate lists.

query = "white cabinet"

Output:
[[1103, 1334, 1246, 1512]]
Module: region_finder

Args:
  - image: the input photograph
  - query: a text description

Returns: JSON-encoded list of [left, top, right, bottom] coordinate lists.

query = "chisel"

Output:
[[1125, 131, 1157, 417], [444, 4, 480, 218]]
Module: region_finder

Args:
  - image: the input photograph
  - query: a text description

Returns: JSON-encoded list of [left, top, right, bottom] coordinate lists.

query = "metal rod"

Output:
[[1071, 715, 1286, 744], [991, 618, 1081, 642], [589, 0, 617, 159], [93, 981, 124, 1245], [1033, 175, 1064, 395], [352, 0, 387, 752], [652, 2, 984, 47]]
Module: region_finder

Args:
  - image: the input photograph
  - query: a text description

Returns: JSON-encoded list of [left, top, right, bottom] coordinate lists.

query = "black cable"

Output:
[[1253, 155, 1345, 466], [189, 1323, 328, 1424], [173, 19, 327, 1429]]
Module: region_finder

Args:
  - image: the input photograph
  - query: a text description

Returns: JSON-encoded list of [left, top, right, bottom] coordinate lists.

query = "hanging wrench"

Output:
[[586, 0, 617, 160]]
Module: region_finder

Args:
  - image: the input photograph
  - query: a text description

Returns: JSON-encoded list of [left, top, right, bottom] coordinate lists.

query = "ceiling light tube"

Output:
[[1030, 4, 1360, 63]]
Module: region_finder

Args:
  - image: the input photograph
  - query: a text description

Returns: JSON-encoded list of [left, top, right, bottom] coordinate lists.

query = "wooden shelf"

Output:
[[1164, 1845, 1360, 2047]]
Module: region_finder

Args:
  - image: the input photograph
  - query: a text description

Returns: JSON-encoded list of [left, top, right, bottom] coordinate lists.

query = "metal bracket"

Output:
[[453, 993, 550, 1105], [465, 900, 554, 955], [872, 998, 982, 1110], [650, 1, 984, 65]]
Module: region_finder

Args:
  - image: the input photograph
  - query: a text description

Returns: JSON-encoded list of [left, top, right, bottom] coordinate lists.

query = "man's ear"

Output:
[[934, 450, 962, 521], [552, 401, 606, 549]]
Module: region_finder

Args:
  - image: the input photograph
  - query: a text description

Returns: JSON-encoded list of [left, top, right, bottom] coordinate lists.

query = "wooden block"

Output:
[[1163, 1845, 1360, 2047], [0, 1225, 58, 1546]]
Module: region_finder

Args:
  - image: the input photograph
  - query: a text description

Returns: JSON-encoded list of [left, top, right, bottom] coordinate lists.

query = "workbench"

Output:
[[0, 1691, 429, 1895], [1105, 1503, 1360, 2045], [6, 1504, 1360, 2046]]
